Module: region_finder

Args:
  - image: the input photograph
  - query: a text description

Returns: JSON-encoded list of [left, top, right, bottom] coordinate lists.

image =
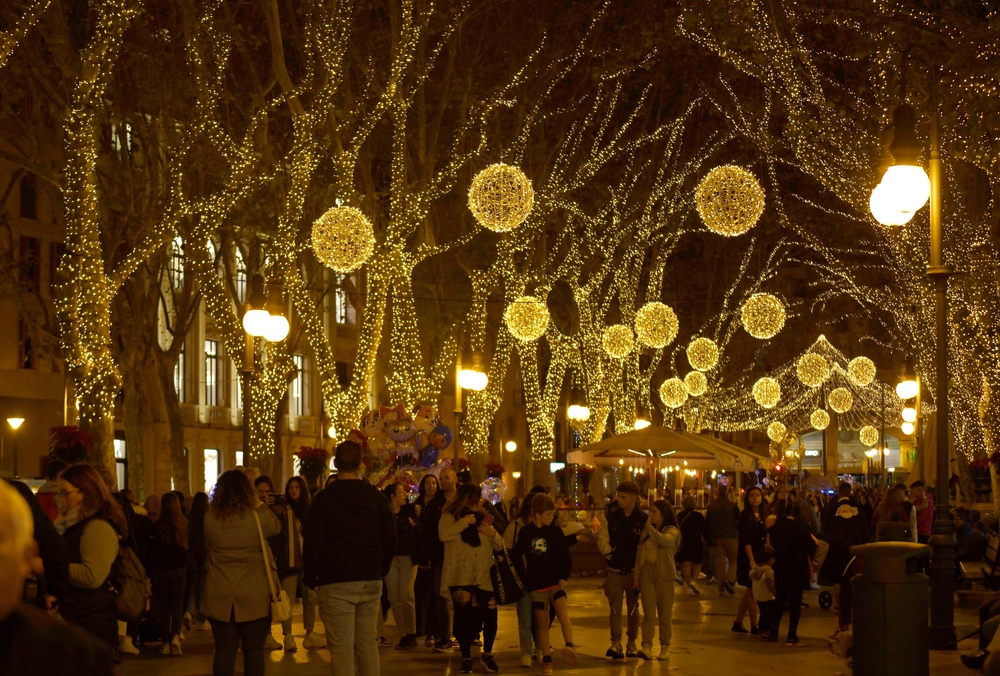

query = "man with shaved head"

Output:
[[0, 479, 114, 675]]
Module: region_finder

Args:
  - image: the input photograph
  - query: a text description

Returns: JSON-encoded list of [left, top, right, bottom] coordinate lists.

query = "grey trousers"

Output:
[[603, 569, 639, 644], [638, 562, 675, 650]]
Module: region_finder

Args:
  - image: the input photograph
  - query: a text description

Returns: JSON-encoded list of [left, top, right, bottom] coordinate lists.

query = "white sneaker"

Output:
[[118, 635, 140, 655], [265, 634, 282, 651], [520, 655, 532, 668], [196, 621, 210, 631], [283, 634, 297, 652], [303, 631, 327, 649], [160, 644, 171, 656], [170, 637, 183, 656], [657, 646, 670, 660]]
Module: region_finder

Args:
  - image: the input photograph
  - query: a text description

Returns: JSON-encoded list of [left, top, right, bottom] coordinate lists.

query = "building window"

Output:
[[234, 365, 242, 410], [18, 316, 33, 369], [334, 275, 355, 324], [292, 354, 305, 416], [174, 343, 186, 403], [49, 242, 66, 292], [335, 361, 351, 389], [204, 448, 219, 493], [169, 235, 184, 288], [19, 174, 37, 220], [235, 247, 247, 303], [19, 236, 41, 294], [205, 340, 219, 406], [235, 450, 244, 467], [114, 438, 127, 491]]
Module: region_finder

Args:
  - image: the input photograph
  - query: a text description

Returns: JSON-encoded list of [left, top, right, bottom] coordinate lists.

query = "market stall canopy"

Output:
[[567, 425, 770, 470]]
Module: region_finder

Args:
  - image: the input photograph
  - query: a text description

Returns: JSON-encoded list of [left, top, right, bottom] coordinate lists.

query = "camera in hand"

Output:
[[272, 493, 287, 505]]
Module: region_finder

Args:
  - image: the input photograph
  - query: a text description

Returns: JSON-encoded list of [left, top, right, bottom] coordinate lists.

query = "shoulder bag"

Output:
[[254, 508, 292, 622], [490, 538, 527, 606]]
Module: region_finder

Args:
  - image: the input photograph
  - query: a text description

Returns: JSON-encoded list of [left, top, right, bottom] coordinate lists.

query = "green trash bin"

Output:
[[850, 542, 930, 676]]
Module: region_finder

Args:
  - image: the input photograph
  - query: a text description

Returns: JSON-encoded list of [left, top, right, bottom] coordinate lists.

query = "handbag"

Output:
[[253, 508, 292, 623], [490, 540, 527, 606]]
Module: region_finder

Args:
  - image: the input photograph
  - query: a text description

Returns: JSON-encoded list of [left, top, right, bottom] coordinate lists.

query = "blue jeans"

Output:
[[515, 594, 536, 659], [209, 610, 270, 676], [318, 579, 382, 676]]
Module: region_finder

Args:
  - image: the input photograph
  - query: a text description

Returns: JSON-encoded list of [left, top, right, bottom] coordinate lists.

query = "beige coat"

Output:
[[202, 503, 282, 623], [634, 522, 680, 582]]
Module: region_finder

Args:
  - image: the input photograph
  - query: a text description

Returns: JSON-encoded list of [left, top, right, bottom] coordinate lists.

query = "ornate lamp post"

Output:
[[869, 57, 954, 648], [6, 417, 24, 477], [240, 273, 289, 457]]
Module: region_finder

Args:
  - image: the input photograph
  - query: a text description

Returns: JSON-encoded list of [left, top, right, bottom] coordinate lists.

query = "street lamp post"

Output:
[[6, 417, 24, 477], [870, 61, 954, 648]]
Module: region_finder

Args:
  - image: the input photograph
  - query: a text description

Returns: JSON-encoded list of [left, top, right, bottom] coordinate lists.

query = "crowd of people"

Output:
[[3, 444, 993, 676]]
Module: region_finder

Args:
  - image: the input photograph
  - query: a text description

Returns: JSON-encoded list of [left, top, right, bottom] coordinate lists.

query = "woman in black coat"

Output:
[[765, 502, 817, 645], [675, 496, 709, 595], [734, 486, 766, 634]]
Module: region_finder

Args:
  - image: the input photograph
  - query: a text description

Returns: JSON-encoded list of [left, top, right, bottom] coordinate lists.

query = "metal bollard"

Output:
[[850, 542, 931, 676]]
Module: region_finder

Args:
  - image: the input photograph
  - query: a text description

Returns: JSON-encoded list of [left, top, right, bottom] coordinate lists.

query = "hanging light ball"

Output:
[[901, 421, 915, 436], [740, 293, 786, 339], [467, 163, 534, 232], [602, 324, 635, 359], [847, 356, 876, 387], [311, 206, 376, 273], [503, 296, 549, 342], [695, 165, 766, 237], [634, 302, 679, 349], [684, 371, 708, 397], [767, 421, 787, 443], [752, 377, 781, 409], [659, 378, 688, 409], [810, 409, 831, 431], [828, 387, 854, 414], [686, 337, 719, 371], [859, 425, 880, 447], [797, 353, 831, 387]]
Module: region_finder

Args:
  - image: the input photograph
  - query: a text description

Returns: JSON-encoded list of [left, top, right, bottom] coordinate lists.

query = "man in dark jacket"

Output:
[[304, 441, 396, 676], [823, 482, 869, 546], [706, 485, 740, 595], [596, 481, 647, 659]]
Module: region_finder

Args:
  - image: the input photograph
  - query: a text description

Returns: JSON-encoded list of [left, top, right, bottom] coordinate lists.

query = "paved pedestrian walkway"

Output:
[[116, 577, 980, 675]]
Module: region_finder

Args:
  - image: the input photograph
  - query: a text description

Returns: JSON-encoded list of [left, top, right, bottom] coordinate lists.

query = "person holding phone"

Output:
[[438, 484, 504, 673]]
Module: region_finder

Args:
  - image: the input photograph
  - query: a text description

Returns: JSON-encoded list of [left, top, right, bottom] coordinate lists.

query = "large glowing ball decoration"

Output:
[[503, 296, 549, 342], [686, 337, 719, 371], [695, 165, 766, 237], [634, 302, 679, 349], [810, 409, 831, 431], [311, 206, 376, 273], [847, 356, 876, 387], [752, 377, 781, 409], [481, 477, 507, 505], [828, 387, 854, 414], [796, 353, 831, 387], [740, 293, 786, 339], [767, 421, 787, 443], [659, 378, 688, 409], [602, 325, 635, 359], [684, 371, 708, 397], [859, 425, 880, 448], [468, 163, 534, 232]]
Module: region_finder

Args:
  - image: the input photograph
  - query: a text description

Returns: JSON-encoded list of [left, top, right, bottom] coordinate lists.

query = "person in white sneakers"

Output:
[[634, 500, 680, 661]]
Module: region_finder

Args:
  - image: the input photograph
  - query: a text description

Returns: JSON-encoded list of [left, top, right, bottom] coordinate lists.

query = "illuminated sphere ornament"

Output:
[[311, 206, 376, 273], [695, 165, 766, 237], [684, 371, 708, 397], [467, 163, 534, 232], [810, 409, 831, 431], [752, 377, 781, 409], [797, 353, 830, 387], [634, 302, 679, 349], [602, 325, 635, 359], [859, 425, 880, 448], [901, 421, 915, 436], [847, 356, 876, 387], [659, 378, 688, 409], [503, 296, 549, 342], [767, 421, 787, 443], [740, 293, 786, 339], [480, 477, 507, 505], [686, 337, 719, 371], [828, 387, 854, 414]]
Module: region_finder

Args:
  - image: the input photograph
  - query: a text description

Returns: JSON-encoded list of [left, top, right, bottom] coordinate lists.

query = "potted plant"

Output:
[[485, 462, 506, 478], [48, 426, 93, 464], [295, 446, 330, 493]]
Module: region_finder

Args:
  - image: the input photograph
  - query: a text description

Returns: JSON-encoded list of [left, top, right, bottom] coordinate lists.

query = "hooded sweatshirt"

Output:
[[302, 478, 396, 588]]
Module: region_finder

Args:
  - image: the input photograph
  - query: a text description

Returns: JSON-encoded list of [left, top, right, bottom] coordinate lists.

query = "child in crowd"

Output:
[[513, 493, 577, 674], [751, 553, 777, 637]]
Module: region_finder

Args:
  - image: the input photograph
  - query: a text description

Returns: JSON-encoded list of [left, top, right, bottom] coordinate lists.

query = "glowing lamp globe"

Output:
[[752, 377, 781, 409], [896, 378, 919, 400], [880, 164, 931, 214], [634, 419, 651, 430], [684, 371, 708, 397], [311, 206, 376, 273], [686, 337, 719, 371], [458, 368, 488, 391], [567, 404, 591, 422], [634, 302, 679, 348], [505, 441, 517, 452], [847, 356, 876, 387], [243, 308, 271, 337], [327, 425, 337, 438], [767, 421, 787, 443], [810, 409, 830, 431], [901, 422, 915, 436], [468, 163, 534, 232], [859, 425, 880, 448], [264, 314, 290, 342], [869, 182, 915, 226], [902, 407, 917, 423], [659, 378, 688, 409]]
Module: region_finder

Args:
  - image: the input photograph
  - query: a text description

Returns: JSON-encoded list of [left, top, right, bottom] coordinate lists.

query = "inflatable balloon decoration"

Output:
[[357, 402, 454, 488]]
